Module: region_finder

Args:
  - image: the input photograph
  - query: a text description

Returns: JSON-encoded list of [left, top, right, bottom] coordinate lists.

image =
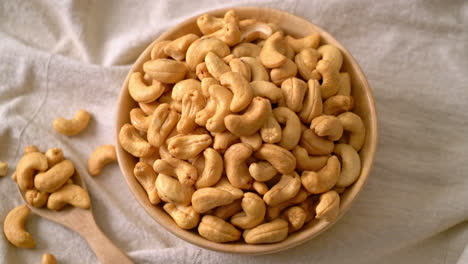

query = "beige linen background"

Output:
[[1, 0, 467, 263]]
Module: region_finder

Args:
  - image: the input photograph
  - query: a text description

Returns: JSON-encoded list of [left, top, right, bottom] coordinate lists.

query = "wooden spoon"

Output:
[[18, 171, 133, 264]]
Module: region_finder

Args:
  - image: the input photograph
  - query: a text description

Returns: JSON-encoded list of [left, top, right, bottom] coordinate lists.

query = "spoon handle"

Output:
[[77, 219, 134, 264]]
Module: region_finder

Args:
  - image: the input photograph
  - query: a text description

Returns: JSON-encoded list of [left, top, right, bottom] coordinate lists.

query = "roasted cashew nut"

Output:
[[119, 123, 155, 157], [266, 188, 309, 221], [232, 42, 261, 58], [205, 51, 231, 80], [153, 157, 198, 186], [316, 190, 340, 222], [323, 95, 354, 116], [192, 187, 243, 214], [138, 101, 160, 115], [254, 144, 296, 174], [270, 58, 298, 86], [134, 162, 160, 204], [143, 59, 187, 84], [164, 33, 200, 61], [334, 144, 361, 187], [300, 129, 334, 155], [259, 31, 287, 68], [197, 14, 224, 35], [34, 159, 74, 192], [286, 33, 320, 52], [205, 84, 233, 132], [147, 104, 180, 148], [292, 146, 328, 171], [16, 152, 48, 191], [310, 115, 344, 141], [243, 219, 288, 244], [263, 172, 301, 206], [200, 77, 219, 97], [166, 134, 212, 160], [224, 143, 254, 189], [196, 62, 212, 80], [47, 184, 91, 210], [178, 89, 205, 134], [280, 77, 307, 112], [128, 72, 165, 103], [225, 97, 271, 137], [150, 40, 170, 60], [250, 81, 283, 103], [317, 44, 343, 71], [260, 113, 282, 143], [231, 192, 266, 229], [273, 107, 302, 150], [338, 112, 365, 151], [198, 215, 241, 243], [252, 181, 269, 195], [219, 71, 254, 113], [186, 37, 230, 71], [298, 79, 322, 123], [45, 148, 64, 167], [337, 72, 351, 96], [53, 109, 90, 136], [298, 196, 317, 223], [88, 145, 116, 176], [295, 48, 321, 81], [212, 131, 239, 152], [214, 199, 243, 220], [229, 58, 251, 82], [316, 60, 340, 99], [163, 203, 200, 229], [25, 189, 49, 208], [156, 173, 194, 205], [248, 161, 278, 182], [281, 206, 307, 233], [301, 155, 341, 194], [130, 108, 150, 132], [3, 205, 35, 248], [171, 79, 202, 102], [240, 57, 269, 81], [194, 148, 223, 188], [240, 22, 274, 43], [240, 133, 263, 151]]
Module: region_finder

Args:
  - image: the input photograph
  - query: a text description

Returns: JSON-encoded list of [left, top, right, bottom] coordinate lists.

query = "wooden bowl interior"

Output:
[[115, 7, 378, 254]]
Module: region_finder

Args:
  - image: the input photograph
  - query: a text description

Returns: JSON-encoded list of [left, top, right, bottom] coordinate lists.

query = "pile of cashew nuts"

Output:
[[120, 9, 366, 244]]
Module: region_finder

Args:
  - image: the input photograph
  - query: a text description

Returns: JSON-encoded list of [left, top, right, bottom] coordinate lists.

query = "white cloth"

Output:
[[1, 0, 467, 263]]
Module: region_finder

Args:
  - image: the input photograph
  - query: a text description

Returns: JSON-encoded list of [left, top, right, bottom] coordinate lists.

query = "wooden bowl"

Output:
[[115, 6, 378, 254]]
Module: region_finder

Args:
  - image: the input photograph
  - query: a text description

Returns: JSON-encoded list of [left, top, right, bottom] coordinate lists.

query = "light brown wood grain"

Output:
[[115, 7, 378, 254]]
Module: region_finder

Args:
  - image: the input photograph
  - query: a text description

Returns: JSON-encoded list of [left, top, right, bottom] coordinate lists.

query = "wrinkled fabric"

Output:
[[1, 0, 467, 263]]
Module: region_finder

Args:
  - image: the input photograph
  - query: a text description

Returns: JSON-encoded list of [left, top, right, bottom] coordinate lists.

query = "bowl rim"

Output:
[[115, 6, 378, 255]]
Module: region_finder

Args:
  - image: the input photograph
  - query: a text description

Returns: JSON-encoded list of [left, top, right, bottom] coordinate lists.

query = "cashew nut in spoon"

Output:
[[47, 183, 91, 210], [53, 109, 90, 136], [16, 152, 48, 191], [25, 189, 49, 208], [34, 159, 74, 192]]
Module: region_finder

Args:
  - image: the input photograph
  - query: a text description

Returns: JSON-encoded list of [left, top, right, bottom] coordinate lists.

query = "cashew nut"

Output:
[[254, 144, 296, 174], [147, 104, 180, 148], [316, 60, 340, 99], [194, 148, 223, 188], [34, 159, 74, 192], [240, 22, 274, 43], [53, 109, 90, 136], [240, 57, 269, 81], [213, 199, 242, 220], [88, 145, 116, 176], [178, 89, 205, 134], [225, 97, 271, 136], [260, 113, 282, 143], [240, 133, 262, 151], [23, 145, 39, 154], [295, 48, 321, 80], [266, 188, 309, 221], [232, 42, 261, 58], [212, 131, 239, 153], [195, 62, 212, 80], [219, 71, 253, 113], [323, 95, 354, 116], [186, 37, 230, 71], [164, 33, 199, 61], [198, 215, 241, 243], [259, 31, 287, 68], [128, 72, 165, 103], [138, 101, 160, 115], [192, 186, 242, 214], [337, 112, 365, 151], [229, 58, 251, 81], [301, 155, 341, 194], [281, 206, 307, 233], [224, 143, 254, 189], [163, 203, 200, 229], [300, 129, 334, 155], [280, 77, 307, 112], [252, 181, 269, 195], [25, 189, 49, 208], [310, 115, 343, 141], [286, 33, 320, 52], [334, 144, 361, 187], [271, 58, 298, 86], [292, 146, 328, 171], [263, 172, 301, 206], [298, 79, 323, 123], [205, 84, 233, 132], [171, 79, 202, 102], [153, 157, 197, 186], [273, 107, 302, 150], [316, 190, 340, 221], [119, 123, 155, 157], [231, 192, 266, 229], [16, 152, 48, 191], [156, 173, 194, 205], [166, 134, 212, 160], [41, 253, 57, 264], [143, 59, 187, 84], [130, 108, 150, 132], [200, 77, 219, 97], [207, 11, 241, 46], [45, 147, 64, 167], [3, 205, 35, 248], [204, 51, 231, 80], [197, 14, 224, 35], [337, 72, 351, 96], [0, 161, 8, 177], [248, 161, 278, 182], [317, 44, 343, 71], [298, 196, 317, 223], [133, 162, 160, 204], [47, 184, 91, 210], [243, 219, 288, 244], [250, 81, 282, 103], [150, 40, 170, 60]]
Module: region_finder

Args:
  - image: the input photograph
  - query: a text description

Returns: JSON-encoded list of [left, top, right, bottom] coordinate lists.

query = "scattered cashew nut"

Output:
[[53, 109, 90, 136]]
